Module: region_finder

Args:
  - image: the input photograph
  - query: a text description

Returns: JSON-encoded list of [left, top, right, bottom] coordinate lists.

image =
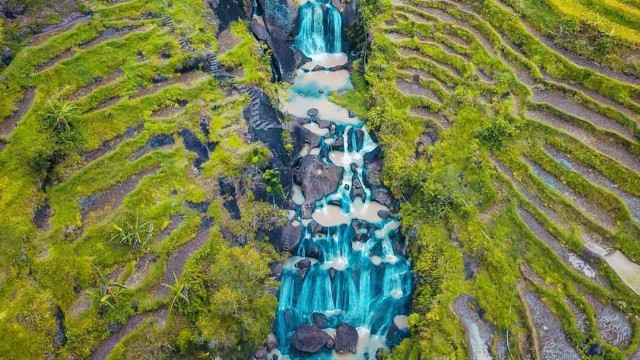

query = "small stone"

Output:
[[318, 88, 324, 94], [348, 110, 356, 118], [307, 108, 319, 117], [266, 333, 278, 351]]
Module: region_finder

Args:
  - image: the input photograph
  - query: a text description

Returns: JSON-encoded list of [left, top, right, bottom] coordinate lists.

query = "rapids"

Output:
[[273, 1, 412, 358]]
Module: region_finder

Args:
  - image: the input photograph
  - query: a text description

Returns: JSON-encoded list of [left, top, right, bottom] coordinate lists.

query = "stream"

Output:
[[272, 0, 413, 358]]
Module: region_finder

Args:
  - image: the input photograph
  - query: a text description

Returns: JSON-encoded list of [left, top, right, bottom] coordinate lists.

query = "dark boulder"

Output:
[[242, 87, 286, 166], [295, 258, 312, 279], [295, 156, 342, 209], [312, 312, 328, 328], [292, 325, 332, 354], [276, 220, 303, 252], [53, 306, 67, 348], [1, 46, 12, 66], [335, 323, 359, 354], [210, 0, 246, 32]]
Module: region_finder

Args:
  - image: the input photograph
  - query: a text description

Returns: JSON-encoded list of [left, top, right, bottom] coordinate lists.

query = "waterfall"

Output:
[[295, 0, 342, 57], [273, 0, 412, 357]]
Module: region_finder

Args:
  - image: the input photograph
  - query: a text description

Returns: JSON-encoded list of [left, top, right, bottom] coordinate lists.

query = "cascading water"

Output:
[[295, 0, 342, 57], [273, 2, 412, 358]]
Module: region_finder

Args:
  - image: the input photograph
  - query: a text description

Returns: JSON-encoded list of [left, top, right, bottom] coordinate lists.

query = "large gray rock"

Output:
[[295, 156, 343, 204], [277, 220, 303, 252], [335, 323, 359, 354], [292, 325, 332, 353]]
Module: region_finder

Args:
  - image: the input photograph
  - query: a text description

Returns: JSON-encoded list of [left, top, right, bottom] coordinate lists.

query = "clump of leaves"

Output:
[[262, 169, 283, 196], [475, 116, 514, 149], [32, 96, 84, 189], [110, 212, 155, 249], [88, 264, 126, 310], [163, 272, 190, 314]]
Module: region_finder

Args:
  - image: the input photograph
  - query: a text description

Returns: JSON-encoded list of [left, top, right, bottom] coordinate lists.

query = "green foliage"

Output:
[[262, 169, 283, 196], [475, 116, 514, 149], [189, 244, 277, 358], [163, 272, 190, 314], [88, 265, 127, 311], [110, 213, 155, 250]]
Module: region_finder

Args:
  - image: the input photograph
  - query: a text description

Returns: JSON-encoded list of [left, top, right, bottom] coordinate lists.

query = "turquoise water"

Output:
[[275, 2, 412, 358], [295, 0, 342, 57]]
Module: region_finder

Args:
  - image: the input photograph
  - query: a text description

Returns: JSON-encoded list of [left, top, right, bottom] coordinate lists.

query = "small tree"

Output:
[[262, 169, 283, 197]]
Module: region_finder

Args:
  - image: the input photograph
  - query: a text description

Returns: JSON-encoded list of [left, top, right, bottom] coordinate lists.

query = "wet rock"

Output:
[[250, 19, 268, 41], [295, 258, 311, 278], [53, 306, 67, 348], [210, 0, 246, 32], [266, 333, 278, 351], [242, 87, 286, 166], [307, 108, 319, 117], [331, 136, 344, 151], [312, 312, 328, 328], [254, 348, 269, 360], [178, 128, 217, 169], [223, 199, 241, 220], [463, 255, 479, 280], [376, 348, 384, 360], [348, 110, 356, 118], [312, 65, 325, 72], [586, 344, 604, 356], [295, 156, 342, 209], [377, 210, 391, 219], [269, 262, 283, 279], [292, 325, 332, 354], [277, 220, 303, 252], [260, 0, 301, 82], [335, 323, 359, 354]]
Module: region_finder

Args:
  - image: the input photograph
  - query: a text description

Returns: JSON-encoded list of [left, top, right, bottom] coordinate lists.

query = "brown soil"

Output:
[[124, 253, 157, 288], [520, 287, 581, 360], [151, 105, 185, 118], [490, 155, 567, 231], [582, 292, 632, 349], [410, 107, 451, 129], [522, 157, 617, 230], [544, 144, 640, 221], [79, 26, 146, 50], [88, 313, 146, 360], [398, 47, 462, 78], [30, 13, 91, 46], [0, 89, 36, 137]]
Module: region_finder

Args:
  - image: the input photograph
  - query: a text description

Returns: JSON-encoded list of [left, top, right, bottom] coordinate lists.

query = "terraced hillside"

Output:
[[0, 0, 285, 358], [1, 0, 640, 359], [350, 0, 640, 358]]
